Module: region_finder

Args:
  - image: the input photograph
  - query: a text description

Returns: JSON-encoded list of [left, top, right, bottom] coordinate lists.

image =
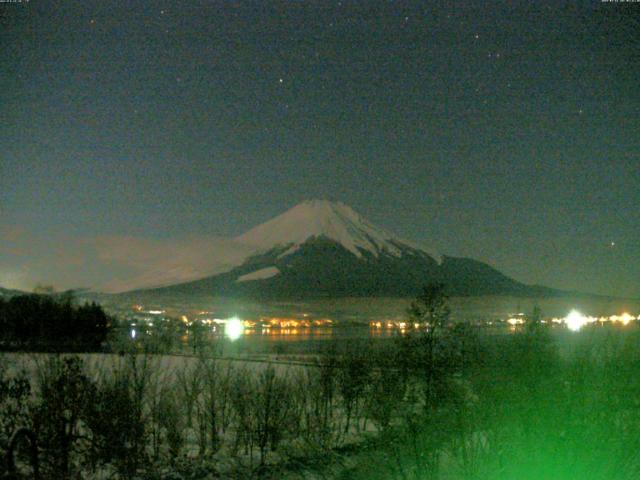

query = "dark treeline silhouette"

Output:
[[0, 293, 111, 351]]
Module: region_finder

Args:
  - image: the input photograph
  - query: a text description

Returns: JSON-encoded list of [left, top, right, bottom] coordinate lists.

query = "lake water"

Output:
[[113, 294, 640, 356]]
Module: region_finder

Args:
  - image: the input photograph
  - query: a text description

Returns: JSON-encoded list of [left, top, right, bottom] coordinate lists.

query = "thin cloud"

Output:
[[0, 227, 255, 293]]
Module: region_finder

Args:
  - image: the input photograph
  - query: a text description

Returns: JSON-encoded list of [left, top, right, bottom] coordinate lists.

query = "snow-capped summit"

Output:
[[121, 199, 548, 300], [236, 199, 410, 258]]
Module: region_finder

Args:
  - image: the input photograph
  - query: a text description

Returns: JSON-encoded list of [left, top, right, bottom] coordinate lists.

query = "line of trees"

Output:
[[0, 284, 470, 478], [343, 287, 640, 480], [0, 293, 112, 351], [2, 285, 640, 478], [1, 350, 414, 478]]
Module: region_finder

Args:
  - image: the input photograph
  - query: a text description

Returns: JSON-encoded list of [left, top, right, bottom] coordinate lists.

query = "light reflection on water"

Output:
[[122, 319, 639, 358], [242, 326, 411, 341], [243, 327, 336, 342], [237, 325, 414, 345], [184, 326, 403, 347]]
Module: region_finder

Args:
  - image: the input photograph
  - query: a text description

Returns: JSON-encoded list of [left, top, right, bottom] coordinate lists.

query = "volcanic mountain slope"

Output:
[[0, 286, 26, 298], [136, 200, 555, 299]]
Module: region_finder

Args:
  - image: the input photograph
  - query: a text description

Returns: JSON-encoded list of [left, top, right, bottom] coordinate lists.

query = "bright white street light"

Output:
[[225, 316, 244, 341], [565, 310, 587, 332]]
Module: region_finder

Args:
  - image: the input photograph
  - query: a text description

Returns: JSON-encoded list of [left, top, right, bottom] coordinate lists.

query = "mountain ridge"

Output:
[[124, 200, 562, 299]]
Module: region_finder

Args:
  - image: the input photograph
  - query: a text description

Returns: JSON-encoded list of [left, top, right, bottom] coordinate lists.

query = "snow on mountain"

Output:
[[104, 200, 441, 293], [237, 266, 280, 283], [236, 199, 433, 259]]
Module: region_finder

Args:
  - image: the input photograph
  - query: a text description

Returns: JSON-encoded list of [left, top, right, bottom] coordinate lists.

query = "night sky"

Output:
[[1, 1, 639, 297]]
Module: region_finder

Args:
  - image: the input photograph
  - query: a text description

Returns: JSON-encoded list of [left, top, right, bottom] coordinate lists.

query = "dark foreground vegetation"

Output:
[[1, 285, 640, 479], [0, 294, 112, 351]]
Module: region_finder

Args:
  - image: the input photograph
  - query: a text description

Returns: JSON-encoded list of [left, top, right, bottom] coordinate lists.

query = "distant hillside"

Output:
[[127, 200, 565, 300], [0, 286, 26, 298]]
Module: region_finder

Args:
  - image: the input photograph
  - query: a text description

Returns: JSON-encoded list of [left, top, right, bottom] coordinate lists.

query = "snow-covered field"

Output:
[[0, 351, 306, 381]]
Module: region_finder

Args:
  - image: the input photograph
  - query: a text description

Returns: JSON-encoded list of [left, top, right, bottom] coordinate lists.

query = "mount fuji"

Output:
[[128, 200, 555, 299]]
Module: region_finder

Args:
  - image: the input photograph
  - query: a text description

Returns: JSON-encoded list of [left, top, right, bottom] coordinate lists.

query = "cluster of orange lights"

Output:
[[370, 321, 427, 330], [194, 316, 333, 329], [130, 305, 639, 336], [262, 317, 333, 328]]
